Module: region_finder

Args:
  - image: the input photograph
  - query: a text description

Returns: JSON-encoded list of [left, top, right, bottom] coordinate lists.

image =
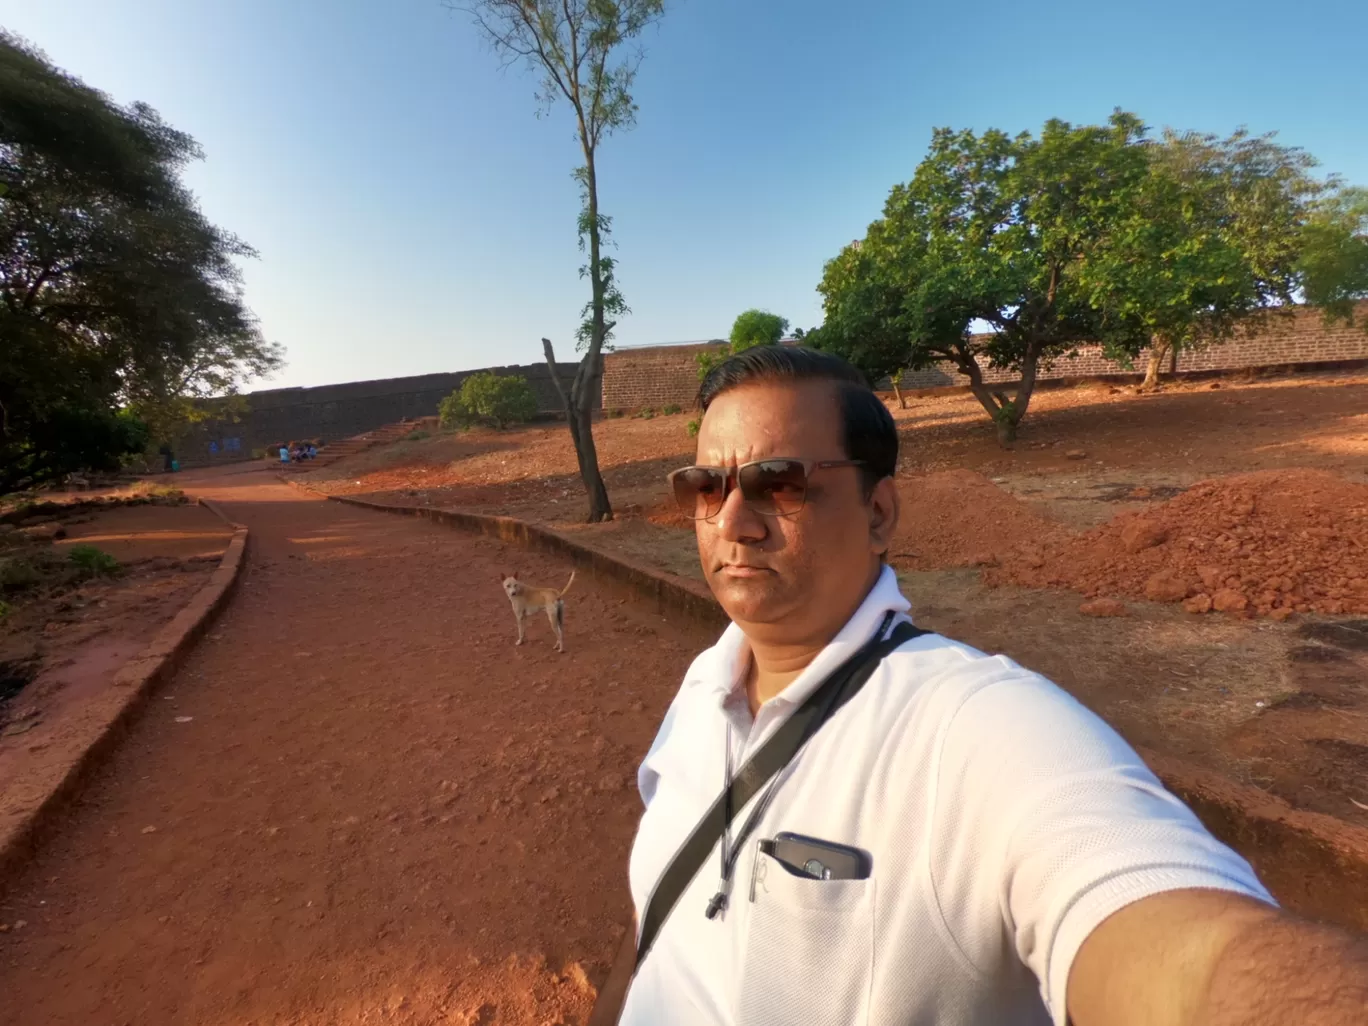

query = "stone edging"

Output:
[[291, 479, 1368, 929], [0, 499, 248, 892], [286, 480, 727, 631]]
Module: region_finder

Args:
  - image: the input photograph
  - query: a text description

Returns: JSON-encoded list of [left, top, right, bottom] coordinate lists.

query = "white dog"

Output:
[[500, 570, 575, 653]]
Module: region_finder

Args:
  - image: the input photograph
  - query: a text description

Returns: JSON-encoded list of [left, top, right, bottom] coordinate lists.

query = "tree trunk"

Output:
[[1142, 337, 1173, 390], [953, 344, 1039, 450], [568, 396, 611, 519], [543, 337, 612, 523], [577, 155, 612, 523], [891, 378, 907, 410]]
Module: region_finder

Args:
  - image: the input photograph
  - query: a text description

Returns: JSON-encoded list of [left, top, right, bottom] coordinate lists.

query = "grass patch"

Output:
[[68, 545, 120, 577]]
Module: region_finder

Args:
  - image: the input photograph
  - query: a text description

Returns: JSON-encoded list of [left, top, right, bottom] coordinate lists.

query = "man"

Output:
[[590, 346, 1368, 1025]]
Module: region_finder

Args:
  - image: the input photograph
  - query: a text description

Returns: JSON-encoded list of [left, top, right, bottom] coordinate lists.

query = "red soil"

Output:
[[0, 467, 708, 1026], [888, 469, 1067, 571], [990, 469, 1368, 617]]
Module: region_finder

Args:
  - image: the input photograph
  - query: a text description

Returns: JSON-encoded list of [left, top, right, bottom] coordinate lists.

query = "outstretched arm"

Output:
[[1068, 888, 1368, 1026]]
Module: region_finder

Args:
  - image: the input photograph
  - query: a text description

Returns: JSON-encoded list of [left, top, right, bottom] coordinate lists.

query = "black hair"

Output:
[[697, 345, 898, 494]]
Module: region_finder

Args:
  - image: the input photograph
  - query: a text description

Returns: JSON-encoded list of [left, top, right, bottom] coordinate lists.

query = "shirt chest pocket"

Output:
[[736, 850, 876, 1026]]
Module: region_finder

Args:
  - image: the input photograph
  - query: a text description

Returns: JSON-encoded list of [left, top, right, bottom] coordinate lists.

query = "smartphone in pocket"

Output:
[[762, 832, 871, 881]]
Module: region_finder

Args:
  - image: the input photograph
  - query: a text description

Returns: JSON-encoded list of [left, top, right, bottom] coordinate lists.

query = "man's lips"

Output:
[[716, 563, 773, 577]]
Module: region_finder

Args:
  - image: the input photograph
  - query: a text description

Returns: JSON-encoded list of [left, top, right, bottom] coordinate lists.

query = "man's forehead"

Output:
[[696, 379, 843, 459]]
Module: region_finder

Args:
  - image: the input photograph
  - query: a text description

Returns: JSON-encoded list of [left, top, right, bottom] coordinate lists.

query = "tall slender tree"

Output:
[[454, 0, 665, 523]]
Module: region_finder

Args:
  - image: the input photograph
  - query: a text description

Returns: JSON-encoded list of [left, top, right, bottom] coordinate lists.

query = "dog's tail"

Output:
[[559, 570, 576, 596]]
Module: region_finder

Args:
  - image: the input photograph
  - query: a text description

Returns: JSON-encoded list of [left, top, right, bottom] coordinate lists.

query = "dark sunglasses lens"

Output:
[[672, 467, 726, 519], [739, 460, 808, 516]]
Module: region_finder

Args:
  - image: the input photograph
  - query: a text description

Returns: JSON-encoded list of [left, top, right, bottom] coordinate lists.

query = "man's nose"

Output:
[[714, 482, 767, 543]]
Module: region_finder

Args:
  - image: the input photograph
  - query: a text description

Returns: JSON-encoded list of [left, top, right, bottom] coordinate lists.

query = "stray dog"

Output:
[[500, 570, 575, 652]]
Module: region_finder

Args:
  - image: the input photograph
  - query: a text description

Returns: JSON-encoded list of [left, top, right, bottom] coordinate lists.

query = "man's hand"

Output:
[[1068, 888, 1368, 1026]]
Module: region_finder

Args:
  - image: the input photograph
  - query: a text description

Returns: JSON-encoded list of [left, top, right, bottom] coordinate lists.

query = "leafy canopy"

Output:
[[729, 309, 789, 352], [814, 111, 1341, 442], [0, 32, 281, 491]]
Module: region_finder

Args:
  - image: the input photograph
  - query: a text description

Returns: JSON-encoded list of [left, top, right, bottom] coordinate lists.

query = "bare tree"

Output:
[[452, 0, 665, 522]]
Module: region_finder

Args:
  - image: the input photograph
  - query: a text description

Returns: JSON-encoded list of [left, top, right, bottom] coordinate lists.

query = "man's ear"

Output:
[[868, 475, 899, 557]]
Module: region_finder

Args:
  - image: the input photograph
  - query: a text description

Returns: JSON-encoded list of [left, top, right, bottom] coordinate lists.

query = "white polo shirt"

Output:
[[622, 566, 1273, 1026]]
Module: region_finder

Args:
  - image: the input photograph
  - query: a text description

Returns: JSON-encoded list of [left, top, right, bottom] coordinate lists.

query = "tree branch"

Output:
[[541, 336, 571, 413]]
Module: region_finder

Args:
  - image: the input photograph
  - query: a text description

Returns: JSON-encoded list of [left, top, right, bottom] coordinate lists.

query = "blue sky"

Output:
[[3, 0, 1366, 390]]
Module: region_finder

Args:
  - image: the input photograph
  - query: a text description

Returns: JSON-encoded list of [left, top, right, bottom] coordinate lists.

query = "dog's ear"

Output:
[[511, 570, 519, 579]]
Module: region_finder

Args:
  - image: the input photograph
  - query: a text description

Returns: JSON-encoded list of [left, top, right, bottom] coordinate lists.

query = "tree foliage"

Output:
[[730, 308, 789, 351], [439, 372, 538, 429], [1299, 186, 1368, 326], [456, 0, 665, 522], [813, 111, 1347, 443], [0, 33, 281, 491], [697, 307, 790, 380]]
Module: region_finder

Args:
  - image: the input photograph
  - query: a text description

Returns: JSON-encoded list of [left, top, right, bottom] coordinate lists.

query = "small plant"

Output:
[[68, 545, 120, 577], [686, 418, 701, 438], [607, 408, 626, 419], [404, 429, 431, 442], [635, 407, 656, 420], [662, 403, 682, 415], [0, 599, 10, 620]]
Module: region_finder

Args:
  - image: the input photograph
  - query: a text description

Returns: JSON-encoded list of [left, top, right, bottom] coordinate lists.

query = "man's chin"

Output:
[[707, 571, 790, 623]]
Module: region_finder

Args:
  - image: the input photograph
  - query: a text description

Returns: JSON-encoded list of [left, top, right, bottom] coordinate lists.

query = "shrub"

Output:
[[0, 599, 10, 620], [686, 418, 701, 438], [606, 408, 626, 419], [440, 372, 538, 430], [404, 429, 430, 442], [662, 403, 682, 415], [68, 545, 120, 577], [635, 407, 656, 420], [0, 556, 42, 593]]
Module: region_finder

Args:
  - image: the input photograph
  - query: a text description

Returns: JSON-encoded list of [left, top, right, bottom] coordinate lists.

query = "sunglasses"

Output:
[[666, 458, 865, 521]]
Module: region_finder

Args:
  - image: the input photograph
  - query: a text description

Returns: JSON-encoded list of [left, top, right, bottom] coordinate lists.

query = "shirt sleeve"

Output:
[[927, 673, 1275, 1026]]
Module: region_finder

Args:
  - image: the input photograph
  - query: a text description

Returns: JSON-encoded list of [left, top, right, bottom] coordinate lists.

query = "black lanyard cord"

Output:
[[704, 610, 896, 919]]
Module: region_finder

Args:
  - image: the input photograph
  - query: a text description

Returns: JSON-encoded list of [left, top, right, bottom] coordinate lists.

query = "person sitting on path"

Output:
[[590, 345, 1368, 1026]]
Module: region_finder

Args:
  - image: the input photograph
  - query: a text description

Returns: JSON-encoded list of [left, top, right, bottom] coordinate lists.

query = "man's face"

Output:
[[692, 379, 897, 642]]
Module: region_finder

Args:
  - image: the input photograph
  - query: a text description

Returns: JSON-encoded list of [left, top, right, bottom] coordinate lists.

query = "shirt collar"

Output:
[[703, 564, 911, 709]]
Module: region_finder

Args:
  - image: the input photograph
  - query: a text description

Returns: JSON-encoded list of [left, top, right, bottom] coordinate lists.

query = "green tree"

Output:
[[0, 33, 282, 492], [454, 0, 666, 523], [697, 308, 790, 379], [814, 112, 1354, 443], [817, 114, 1153, 445], [730, 308, 789, 351], [1299, 186, 1368, 327], [439, 372, 538, 429], [1082, 129, 1326, 389]]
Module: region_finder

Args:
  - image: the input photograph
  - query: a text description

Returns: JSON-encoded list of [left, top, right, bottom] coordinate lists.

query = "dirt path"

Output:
[[0, 467, 708, 1026]]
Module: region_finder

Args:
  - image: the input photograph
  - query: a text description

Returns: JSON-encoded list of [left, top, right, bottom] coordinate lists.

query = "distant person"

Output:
[[278, 444, 290, 465], [307, 443, 318, 460], [590, 345, 1368, 1026], [159, 443, 174, 473]]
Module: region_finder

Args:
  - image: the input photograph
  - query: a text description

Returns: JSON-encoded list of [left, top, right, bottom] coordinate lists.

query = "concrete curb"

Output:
[[286, 480, 727, 631], [0, 500, 248, 893], [291, 480, 1368, 929]]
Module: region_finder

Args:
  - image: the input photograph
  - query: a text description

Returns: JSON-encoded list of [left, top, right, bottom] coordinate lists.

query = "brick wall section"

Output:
[[599, 342, 729, 411], [171, 360, 598, 467], [600, 306, 1368, 406]]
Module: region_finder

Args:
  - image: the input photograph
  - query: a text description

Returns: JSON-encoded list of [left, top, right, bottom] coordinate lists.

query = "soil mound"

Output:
[[890, 469, 1068, 571], [990, 469, 1368, 618]]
